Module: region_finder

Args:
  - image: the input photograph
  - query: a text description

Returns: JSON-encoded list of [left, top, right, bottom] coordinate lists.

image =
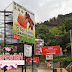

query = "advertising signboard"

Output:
[[47, 62, 53, 68], [42, 46, 60, 55], [46, 55, 53, 60], [35, 39, 44, 55], [26, 57, 39, 64], [35, 39, 40, 54], [24, 44, 32, 57], [13, 1, 35, 44], [0, 46, 24, 70], [0, 60, 24, 68]]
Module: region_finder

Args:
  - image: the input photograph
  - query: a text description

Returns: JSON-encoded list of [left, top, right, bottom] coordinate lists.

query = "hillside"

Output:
[[36, 12, 72, 27], [35, 12, 72, 54], [35, 12, 72, 65]]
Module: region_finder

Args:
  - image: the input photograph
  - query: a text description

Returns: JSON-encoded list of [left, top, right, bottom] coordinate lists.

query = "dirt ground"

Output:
[[0, 68, 32, 72]]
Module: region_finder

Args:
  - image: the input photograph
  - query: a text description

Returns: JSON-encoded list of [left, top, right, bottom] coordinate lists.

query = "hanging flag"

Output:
[[24, 44, 32, 57]]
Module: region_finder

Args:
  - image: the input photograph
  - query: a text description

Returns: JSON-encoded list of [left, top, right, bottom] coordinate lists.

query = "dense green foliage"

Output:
[[64, 18, 72, 31], [36, 23, 70, 51], [35, 13, 72, 62], [53, 55, 72, 62]]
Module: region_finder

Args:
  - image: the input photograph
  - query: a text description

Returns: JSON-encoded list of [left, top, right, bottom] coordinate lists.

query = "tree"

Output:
[[36, 25, 49, 43], [64, 18, 72, 31]]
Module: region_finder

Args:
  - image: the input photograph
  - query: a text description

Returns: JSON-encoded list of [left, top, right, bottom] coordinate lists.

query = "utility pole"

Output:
[[70, 29, 72, 59]]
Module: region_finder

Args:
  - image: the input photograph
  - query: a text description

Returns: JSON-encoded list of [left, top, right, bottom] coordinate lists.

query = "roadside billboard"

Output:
[[35, 39, 44, 55], [0, 46, 24, 70], [46, 55, 53, 60], [47, 62, 53, 68], [42, 46, 60, 55], [35, 39, 40, 54], [13, 1, 35, 44]]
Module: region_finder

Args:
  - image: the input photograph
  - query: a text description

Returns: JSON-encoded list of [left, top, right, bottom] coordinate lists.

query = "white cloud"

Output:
[[35, 0, 72, 22], [0, 0, 12, 10], [0, 0, 72, 23]]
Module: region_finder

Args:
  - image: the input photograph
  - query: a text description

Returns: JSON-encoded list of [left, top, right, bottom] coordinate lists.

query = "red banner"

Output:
[[42, 46, 60, 55], [26, 57, 39, 64], [13, 34, 20, 40]]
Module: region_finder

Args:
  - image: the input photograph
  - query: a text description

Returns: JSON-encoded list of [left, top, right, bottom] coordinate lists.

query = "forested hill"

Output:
[[35, 12, 72, 52], [35, 12, 72, 63], [36, 12, 72, 26]]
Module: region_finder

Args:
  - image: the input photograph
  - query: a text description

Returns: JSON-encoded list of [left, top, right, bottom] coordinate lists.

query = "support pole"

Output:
[[4, 10, 6, 72], [22, 42, 24, 72], [25, 56, 26, 72], [32, 54, 33, 72], [22, 66, 23, 72], [32, 44, 34, 72], [70, 30, 72, 59]]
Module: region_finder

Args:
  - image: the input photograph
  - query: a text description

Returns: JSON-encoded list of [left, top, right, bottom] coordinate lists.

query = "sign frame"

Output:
[[13, 1, 35, 44], [42, 46, 60, 55]]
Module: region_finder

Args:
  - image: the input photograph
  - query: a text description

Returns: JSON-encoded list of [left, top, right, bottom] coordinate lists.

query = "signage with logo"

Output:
[[26, 57, 39, 64], [0, 53, 24, 70], [47, 62, 53, 68], [35, 39, 44, 55], [0, 46, 24, 70], [0, 60, 24, 69], [24, 44, 32, 57], [13, 1, 35, 44], [46, 55, 53, 60], [42, 46, 60, 55], [35, 39, 40, 54]]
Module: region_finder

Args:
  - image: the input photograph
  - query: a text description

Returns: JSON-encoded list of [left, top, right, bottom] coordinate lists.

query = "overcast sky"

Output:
[[0, 0, 72, 23]]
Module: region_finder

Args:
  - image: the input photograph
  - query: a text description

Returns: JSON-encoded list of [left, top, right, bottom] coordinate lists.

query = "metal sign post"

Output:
[[4, 9, 6, 72], [22, 42, 24, 72], [24, 43, 34, 72], [25, 56, 26, 72], [32, 53, 33, 72]]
